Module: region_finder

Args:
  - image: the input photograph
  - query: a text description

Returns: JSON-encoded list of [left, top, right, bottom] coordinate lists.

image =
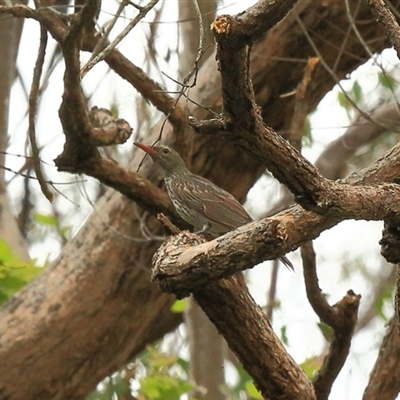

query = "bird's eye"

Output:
[[162, 148, 169, 154]]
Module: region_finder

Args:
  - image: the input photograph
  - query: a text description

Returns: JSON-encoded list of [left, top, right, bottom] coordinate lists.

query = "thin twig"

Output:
[[345, 0, 400, 104], [77, 178, 164, 244], [81, 0, 130, 76], [151, 0, 208, 161], [295, 10, 400, 134], [81, 0, 160, 77], [184, 0, 206, 89], [28, 23, 54, 202]]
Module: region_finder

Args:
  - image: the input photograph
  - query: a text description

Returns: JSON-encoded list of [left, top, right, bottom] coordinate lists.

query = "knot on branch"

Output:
[[152, 232, 206, 299], [380, 221, 400, 264], [332, 290, 361, 329], [211, 15, 233, 35], [187, 115, 227, 135], [89, 107, 133, 146]]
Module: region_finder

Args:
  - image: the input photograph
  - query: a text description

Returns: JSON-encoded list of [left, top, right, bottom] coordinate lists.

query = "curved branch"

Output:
[[301, 242, 360, 399]]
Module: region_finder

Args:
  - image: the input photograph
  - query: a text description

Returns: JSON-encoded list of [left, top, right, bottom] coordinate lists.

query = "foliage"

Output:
[[170, 298, 188, 313], [138, 346, 192, 400], [86, 372, 131, 400], [34, 212, 71, 242], [300, 356, 324, 380], [87, 345, 193, 400], [0, 239, 42, 305]]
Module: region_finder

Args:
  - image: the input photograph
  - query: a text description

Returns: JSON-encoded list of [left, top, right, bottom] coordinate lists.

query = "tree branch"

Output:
[[151, 141, 400, 295], [28, 23, 54, 202], [363, 317, 400, 399], [192, 271, 315, 398], [301, 242, 360, 400], [211, 0, 299, 44], [365, 0, 400, 59]]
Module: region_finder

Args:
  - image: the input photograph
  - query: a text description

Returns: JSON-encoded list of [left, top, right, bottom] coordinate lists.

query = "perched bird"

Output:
[[135, 142, 293, 270]]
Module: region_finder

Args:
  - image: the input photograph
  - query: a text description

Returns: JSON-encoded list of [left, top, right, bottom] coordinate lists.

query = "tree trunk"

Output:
[[0, 2, 29, 261]]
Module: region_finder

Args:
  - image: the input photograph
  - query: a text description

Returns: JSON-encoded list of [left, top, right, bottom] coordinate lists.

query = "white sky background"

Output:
[[6, 1, 400, 399]]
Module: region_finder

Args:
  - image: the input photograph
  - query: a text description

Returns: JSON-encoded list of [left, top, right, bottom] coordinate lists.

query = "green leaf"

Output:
[[337, 91, 350, 110], [245, 381, 263, 399], [378, 72, 397, 91], [280, 325, 289, 346], [140, 375, 192, 399], [352, 80, 362, 103], [300, 356, 323, 379], [34, 213, 71, 241], [170, 298, 187, 313], [317, 322, 333, 341], [34, 213, 59, 227], [375, 284, 393, 321], [301, 117, 313, 147], [110, 373, 129, 395], [0, 239, 42, 304], [110, 104, 119, 119], [176, 357, 190, 373]]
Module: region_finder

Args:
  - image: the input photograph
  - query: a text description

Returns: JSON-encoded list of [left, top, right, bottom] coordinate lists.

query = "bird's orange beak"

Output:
[[134, 142, 156, 156]]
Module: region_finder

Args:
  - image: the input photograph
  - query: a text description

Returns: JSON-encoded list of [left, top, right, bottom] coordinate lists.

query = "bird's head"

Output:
[[134, 143, 189, 177]]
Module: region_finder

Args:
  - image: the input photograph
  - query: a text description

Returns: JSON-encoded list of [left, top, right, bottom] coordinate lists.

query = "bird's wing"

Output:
[[170, 175, 252, 231]]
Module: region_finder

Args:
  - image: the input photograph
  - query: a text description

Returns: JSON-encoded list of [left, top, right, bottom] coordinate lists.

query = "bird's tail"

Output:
[[279, 256, 294, 271]]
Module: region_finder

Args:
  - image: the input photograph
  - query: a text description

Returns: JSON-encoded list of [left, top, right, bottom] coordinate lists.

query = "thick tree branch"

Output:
[[152, 141, 400, 296], [152, 211, 330, 296], [206, 15, 330, 208], [205, 5, 400, 217], [267, 101, 400, 215], [363, 317, 400, 399], [211, 0, 299, 44], [380, 220, 400, 264], [56, 2, 101, 169], [0, 4, 68, 42], [193, 275, 316, 399], [88, 107, 133, 146], [396, 265, 400, 332], [365, 0, 400, 58]]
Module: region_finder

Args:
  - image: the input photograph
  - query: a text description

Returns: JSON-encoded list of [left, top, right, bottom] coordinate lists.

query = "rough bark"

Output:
[[363, 318, 400, 400], [193, 275, 316, 400], [0, 189, 182, 400]]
